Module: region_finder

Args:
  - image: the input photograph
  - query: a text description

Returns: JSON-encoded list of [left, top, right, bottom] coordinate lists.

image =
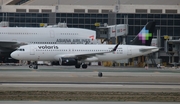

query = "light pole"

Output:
[[114, 0, 120, 44]]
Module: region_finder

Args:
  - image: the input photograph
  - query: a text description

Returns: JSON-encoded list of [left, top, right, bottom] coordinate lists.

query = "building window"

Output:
[[102, 10, 112, 13], [150, 9, 162, 13], [29, 9, 39, 13], [42, 9, 52, 13], [74, 9, 85, 13], [16, 9, 26, 13], [88, 9, 99, 13], [165, 9, 177, 14], [135, 9, 147, 13]]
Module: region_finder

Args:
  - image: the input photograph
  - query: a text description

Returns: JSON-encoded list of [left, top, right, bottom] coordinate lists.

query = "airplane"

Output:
[[10, 21, 159, 69], [0, 27, 96, 58]]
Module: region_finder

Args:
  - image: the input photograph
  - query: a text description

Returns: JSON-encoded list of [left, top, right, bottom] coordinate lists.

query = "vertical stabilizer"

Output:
[[130, 21, 156, 46]]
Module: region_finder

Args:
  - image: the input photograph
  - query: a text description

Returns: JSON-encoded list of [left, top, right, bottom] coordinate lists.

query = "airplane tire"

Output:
[[29, 65, 33, 68], [82, 64, 87, 69], [34, 65, 38, 69], [98, 72, 103, 77], [75, 64, 81, 68]]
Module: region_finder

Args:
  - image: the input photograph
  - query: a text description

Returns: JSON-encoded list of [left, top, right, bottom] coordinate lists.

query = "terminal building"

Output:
[[0, 0, 180, 66]]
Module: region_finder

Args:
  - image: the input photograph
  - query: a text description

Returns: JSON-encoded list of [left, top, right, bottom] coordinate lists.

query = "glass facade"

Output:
[[0, 12, 180, 45]]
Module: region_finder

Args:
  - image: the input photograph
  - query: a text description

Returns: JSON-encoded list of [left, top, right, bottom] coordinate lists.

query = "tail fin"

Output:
[[130, 21, 156, 46]]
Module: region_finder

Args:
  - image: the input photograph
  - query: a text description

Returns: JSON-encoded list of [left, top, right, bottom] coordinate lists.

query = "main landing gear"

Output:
[[75, 63, 88, 69], [74, 61, 102, 77], [74, 59, 88, 69], [82, 64, 88, 69], [75, 63, 81, 68], [74, 62, 103, 77], [29, 61, 38, 69]]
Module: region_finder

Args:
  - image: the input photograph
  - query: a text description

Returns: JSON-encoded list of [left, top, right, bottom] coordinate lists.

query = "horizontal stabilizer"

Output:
[[139, 47, 159, 52]]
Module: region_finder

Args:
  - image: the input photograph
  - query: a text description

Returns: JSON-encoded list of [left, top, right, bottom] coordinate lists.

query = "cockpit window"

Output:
[[16, 48, 25, 51]]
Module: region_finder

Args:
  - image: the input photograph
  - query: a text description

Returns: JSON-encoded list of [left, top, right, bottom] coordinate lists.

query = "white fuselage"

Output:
[[0, 27, 96, 47], [11, 44, 159, 62]]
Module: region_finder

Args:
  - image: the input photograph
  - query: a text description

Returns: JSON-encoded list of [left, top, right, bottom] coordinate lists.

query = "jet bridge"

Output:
[[95, 23, 128, 44], [164, 35, 180, 66]]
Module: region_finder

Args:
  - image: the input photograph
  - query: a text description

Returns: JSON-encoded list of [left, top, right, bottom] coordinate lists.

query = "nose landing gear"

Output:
[[29, 61, 38, 69]]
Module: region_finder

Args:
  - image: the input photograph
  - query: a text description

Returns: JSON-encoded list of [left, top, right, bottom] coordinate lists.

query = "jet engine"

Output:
[[59, 58, 77, 66]]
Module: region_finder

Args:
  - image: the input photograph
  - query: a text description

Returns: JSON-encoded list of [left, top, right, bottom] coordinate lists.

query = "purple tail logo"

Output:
[[138, 27, 152, 44]]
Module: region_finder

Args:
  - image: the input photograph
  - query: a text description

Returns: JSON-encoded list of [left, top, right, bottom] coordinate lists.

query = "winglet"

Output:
[[111, 43, 120, 52]]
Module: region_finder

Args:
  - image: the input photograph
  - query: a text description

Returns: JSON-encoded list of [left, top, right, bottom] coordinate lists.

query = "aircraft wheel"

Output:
[[33, 65, 38, 69], [29, 65, 33, 68], [82, 64, 87, 69], [88, 62, 91, 66], [75, 64, 81, 68], [98, 72, 103, 77]]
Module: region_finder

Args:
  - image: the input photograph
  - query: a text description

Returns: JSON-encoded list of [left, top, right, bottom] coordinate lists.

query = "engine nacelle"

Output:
[[59, 58, 77, 66]]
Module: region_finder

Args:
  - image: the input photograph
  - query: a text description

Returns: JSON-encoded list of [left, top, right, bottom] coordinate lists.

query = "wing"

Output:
[[56, 43, 120, 60], [65, 51, 113, 60], [0, 40, 28, 49]]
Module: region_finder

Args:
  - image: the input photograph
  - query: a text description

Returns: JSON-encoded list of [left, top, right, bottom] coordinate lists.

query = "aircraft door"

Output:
[[127, 46, 132, 55], [49, 30, 55, 38], [30, 46, 35, 55]]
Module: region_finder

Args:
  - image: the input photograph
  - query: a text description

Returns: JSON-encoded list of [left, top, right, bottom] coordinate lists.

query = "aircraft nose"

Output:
[[10, 52, 18, 59]]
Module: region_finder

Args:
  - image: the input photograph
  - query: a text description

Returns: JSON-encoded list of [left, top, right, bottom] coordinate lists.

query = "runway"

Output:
[[0, 65, 180, 101], [1, 65, 180, 83], [0, 65, 180, 92], [0, 65, 180, 73], [0, 82, 180, 92]]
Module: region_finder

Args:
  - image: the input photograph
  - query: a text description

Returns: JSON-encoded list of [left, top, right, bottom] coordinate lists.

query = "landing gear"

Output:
[[29, 64, 33, 68], [75, 63, 88, 69], [75, 64, 81, 68], [98, 72, 103, 77], [75, 59, 81, 69], [82, 64, 87, 69], [29, 61, 38, 69], [33, 65, 38, 69], [74, 60, 88, 69]]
